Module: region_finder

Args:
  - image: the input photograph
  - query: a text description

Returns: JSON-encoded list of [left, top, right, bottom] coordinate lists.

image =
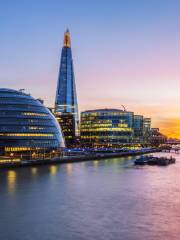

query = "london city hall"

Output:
[[0, 88, 64, 157]]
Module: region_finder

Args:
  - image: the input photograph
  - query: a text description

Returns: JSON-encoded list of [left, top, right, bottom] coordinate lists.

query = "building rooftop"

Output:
[[81, 108, 133, 114], [0, 88, 28, 95]]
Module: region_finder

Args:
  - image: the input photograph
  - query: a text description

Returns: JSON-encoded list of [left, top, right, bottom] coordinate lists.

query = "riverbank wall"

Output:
[[0, 149, 159, 169]]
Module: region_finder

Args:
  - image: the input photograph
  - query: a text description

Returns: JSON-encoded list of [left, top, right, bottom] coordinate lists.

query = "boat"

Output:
[[156, 157, 169, 166], [134, 155, 152, 165], [135, 155, 176, 166], [169, 156, 176, 164], [147, 157, 158, 165], [148, 156, 176, 166]]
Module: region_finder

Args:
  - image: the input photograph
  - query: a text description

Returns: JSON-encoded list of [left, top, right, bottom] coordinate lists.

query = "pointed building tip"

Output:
[[63, 28, 71, 48]]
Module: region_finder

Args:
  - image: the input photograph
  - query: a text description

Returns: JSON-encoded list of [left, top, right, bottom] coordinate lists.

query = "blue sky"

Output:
[[1, 0, 180, 137]]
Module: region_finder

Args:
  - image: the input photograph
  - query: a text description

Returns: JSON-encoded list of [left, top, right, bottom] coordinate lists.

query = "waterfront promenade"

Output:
[[0, 148, 158, 168]]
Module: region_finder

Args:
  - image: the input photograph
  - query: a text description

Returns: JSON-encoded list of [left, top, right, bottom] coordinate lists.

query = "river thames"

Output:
[[0, 152, 180, 240]]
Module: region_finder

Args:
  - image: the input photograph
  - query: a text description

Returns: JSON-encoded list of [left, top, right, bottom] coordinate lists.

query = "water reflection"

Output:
[[93, 160, 99, 169], [66, 163, 73, 175], [7, 170, 17, 194], [31, 167, 37, 176], [1, 153, 180, 240], [50, 165, 58, 176], [112, 158, 119, 165]]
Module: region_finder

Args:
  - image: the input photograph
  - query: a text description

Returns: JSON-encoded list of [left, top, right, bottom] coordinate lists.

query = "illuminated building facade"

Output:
[[149, 128, 167, 146], [55, 29, 79, 148], [133, 115, 144, 143], [0, 88, 64, 156], [143, 118, 151, 131], [80, 109, 134, 147], [143, 117, 151, 143]]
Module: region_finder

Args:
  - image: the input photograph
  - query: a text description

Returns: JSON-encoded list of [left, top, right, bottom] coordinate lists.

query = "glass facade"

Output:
[[133, 115, 144, 143], [0, 88, 64, 155], [143, 118, 151, 131], [143, 118, 151, 143], [55, 29, 79, 147], [80, 109, 134, 147], [149, 128, 167, 146]]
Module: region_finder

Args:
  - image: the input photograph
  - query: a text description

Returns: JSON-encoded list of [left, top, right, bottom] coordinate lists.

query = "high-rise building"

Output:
[[80, 109, 134, 147], [143, 118, 151, 143], [149, 128, 167, 146], [133, 115, 144, 143], [143, 118, 151, 131], [55, 29, 79, 148]]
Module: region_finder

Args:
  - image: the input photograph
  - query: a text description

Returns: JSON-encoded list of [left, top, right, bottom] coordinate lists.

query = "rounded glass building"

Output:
[[0, 88, 65, 155]]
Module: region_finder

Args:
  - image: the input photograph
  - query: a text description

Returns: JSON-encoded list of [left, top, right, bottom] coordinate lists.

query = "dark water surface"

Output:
[[0, 152, 180, 240]]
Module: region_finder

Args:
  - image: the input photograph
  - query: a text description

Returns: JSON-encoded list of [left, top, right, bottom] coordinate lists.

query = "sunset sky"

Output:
[[1, 0, 180, 138]]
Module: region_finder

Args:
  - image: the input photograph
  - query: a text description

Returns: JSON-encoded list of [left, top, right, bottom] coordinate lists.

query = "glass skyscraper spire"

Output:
[[55, 29, 79, 147]]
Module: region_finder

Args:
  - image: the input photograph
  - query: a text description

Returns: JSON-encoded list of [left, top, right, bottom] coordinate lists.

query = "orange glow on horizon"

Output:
[[79, 100, 180, 139], [157, 119, 180, 139]]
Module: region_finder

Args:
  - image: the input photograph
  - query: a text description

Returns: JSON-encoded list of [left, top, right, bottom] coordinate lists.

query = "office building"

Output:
[[149, 128, 167, 146], [55, 29, 79, 147], [0, 88, 64, 156], [80, 109, 134, 147], [143, 117, 151, 143], [133, 115, 144, 143]]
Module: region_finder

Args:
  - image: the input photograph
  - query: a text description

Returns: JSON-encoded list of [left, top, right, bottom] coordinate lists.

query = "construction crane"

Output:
[[121, 105, 127, 111]]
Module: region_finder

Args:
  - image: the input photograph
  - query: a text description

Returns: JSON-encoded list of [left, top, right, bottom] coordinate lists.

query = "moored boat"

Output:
[[169, 156, 176, 164], [147, 157, 158, 165], [157, 157, 169, 166], [134, 155, 153, 165], [135, 155, 176, 166]]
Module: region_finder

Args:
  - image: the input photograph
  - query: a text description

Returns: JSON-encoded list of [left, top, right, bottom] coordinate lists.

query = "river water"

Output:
[[0, 152, 180, 240]]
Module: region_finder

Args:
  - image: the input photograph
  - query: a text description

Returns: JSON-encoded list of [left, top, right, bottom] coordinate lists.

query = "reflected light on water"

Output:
[[66, 164, 73, 175], [31, 167, 37, 176], [50, 165, 58, 176], [112, 158, 119, 165], [7, 170, 17, 194], [1, 152, 180, 239], [93, 160, 99, 169]]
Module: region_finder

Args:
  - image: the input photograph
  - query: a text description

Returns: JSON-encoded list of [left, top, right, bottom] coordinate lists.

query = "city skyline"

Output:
[[55, 29, 79, 147], [1, 1, 180, 138]]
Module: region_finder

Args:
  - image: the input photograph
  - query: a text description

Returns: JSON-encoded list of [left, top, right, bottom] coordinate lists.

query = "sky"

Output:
[[0, 0, 180, 138]]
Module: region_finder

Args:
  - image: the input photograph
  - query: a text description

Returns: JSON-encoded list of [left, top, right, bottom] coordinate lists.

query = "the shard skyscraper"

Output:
[[55, 29, 79, 148]]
